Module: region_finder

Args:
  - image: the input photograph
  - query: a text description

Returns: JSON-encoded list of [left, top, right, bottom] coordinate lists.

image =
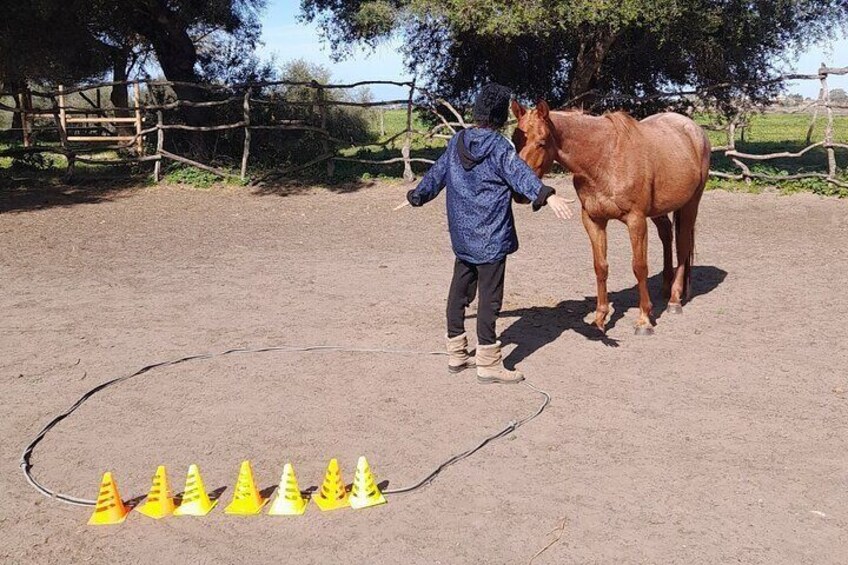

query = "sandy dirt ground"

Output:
[[1, 178, 847, 564]]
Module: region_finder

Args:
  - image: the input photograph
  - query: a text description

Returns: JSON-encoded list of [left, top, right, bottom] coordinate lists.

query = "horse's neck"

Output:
[[550, 112, 616, 190]]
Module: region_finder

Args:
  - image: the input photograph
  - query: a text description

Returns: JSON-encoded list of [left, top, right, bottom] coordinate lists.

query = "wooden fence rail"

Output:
[[1, 68, 845, 188]]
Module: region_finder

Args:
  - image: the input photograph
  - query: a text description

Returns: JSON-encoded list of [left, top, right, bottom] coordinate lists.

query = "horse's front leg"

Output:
[[581, 209, 610, 332], [627, 213, 654, 335]]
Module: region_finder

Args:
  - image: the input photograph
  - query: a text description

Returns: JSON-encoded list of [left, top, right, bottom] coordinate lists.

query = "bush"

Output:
[[246, 60, 376, 171], [11, 152, 50, 171], [163, 164, 222, 188]]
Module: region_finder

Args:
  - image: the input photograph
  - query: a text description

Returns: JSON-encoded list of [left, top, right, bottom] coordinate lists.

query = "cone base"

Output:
[[350, 493, 387, 510], [174, 499, 218, 517], [224, 498, 269, 515], [268, 498, 308, 516], [136, 502, 176, 519], [87, 509, 129, 526], [314, 494, 350, 511]]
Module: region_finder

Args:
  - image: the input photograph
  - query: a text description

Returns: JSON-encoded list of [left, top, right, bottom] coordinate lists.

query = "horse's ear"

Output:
[[511, 99, 525, 119], [536, 99, 550, 119]]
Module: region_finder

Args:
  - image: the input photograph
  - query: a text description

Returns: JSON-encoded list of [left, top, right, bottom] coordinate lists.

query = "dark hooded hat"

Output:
[[472, 83, 513, 129]]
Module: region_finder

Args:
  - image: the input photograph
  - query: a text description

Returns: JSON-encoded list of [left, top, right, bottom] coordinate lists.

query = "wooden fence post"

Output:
[[241, 87, 252, 181], [133, 81, 143, 154], [806, 82, 824, 145], [317, 85, 334, 177], [19, 88, 32, 147], [402, 80, 415, 182], [820, 65, 837, 179], [51, 89, 74, 181], [154, 110, 164, 182], [58, 85, 67, 137]]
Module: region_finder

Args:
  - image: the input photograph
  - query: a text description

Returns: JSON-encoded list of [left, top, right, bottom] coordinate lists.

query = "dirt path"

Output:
[[1, 180, 846, 564]]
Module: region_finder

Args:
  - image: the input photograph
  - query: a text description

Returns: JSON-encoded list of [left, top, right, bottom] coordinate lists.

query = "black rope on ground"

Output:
[[19, 345, 551, 506]]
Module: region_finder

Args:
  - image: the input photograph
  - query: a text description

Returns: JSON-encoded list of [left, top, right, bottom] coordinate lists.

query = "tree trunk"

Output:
[[568, 26, 617, 106], [110, 49, 134, 138], [134, 3, 211, 157]]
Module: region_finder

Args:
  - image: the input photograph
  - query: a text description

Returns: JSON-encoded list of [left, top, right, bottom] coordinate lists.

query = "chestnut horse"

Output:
[[511, 101, 710, 334]]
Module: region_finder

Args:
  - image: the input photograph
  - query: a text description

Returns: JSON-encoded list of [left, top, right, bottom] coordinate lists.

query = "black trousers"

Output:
[[446, 257, 506, 345]]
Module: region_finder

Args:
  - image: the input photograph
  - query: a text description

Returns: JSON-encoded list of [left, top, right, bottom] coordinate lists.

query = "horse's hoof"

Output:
[[666, 303, 683, 315], [634, 326, 655, 336]]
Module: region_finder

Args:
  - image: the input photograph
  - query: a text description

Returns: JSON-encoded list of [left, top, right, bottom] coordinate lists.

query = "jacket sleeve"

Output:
[[406, 146, 450, 207], [496, 143, 555, 211]]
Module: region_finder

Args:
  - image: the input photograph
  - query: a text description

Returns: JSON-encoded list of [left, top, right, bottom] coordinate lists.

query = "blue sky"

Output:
[[259, 1, 848, 99]]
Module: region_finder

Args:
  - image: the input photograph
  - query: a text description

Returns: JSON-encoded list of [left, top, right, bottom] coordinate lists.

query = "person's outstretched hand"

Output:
[[547, 193, 574, 220]]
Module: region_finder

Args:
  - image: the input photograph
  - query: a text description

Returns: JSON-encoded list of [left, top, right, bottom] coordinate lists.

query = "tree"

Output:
[[300, 0, 848, 113], [0, 0, 110, 133], [87, 0, 266, 154], [1, 0, 267, 154], [831, 88, 848, 104]]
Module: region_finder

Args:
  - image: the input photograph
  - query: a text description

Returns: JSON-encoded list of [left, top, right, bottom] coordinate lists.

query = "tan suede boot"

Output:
[[475, 341, 524, 384], [446, 333, 475, 374]]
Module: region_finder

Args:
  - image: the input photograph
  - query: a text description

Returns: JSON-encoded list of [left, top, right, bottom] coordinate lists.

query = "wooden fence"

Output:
[[0, 78, 467, 183], [1, 66, 846, 188], [706, 65, 848, 189]]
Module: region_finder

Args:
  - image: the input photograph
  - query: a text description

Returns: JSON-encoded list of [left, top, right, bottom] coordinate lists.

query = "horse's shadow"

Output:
[[499, 265, 727, 365]]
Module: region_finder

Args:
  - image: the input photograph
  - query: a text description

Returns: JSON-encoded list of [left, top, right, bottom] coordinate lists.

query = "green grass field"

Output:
[[695, 113, 848, 196], [348, 109, 848, 195], [3, 107, 847, 196]]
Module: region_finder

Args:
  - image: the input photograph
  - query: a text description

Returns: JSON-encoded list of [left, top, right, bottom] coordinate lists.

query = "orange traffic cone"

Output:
[[224, 460, 268, 515], [173, 464, 218, 516], [313, 458, 349, 511], [349, 456, 387, 510], [268, 463, 307, 516], [87, 472, 130, 525], [137, 465, 176, 519]]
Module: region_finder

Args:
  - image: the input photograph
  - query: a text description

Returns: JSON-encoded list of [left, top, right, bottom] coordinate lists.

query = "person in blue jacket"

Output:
[[402, 83, 572, 384]]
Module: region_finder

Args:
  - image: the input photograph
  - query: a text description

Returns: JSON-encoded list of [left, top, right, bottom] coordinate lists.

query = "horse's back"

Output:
[[638, 112, 710, 213], [639, 112, 711, 168]]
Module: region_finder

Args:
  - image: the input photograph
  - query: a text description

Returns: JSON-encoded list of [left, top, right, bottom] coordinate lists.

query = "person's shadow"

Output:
[[499, 265, 727, 365]]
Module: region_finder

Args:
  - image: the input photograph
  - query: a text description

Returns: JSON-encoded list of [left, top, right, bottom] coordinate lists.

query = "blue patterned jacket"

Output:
[[407, 127, 553, 264]]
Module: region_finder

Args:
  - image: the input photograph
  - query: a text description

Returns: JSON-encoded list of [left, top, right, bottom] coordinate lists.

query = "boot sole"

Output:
[[448, 363, 474, 374], [476, 375, 525, 385]]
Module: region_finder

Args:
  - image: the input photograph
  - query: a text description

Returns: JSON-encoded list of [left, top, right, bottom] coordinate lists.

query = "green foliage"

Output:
[[245, 59, 376, 170], [300, 0, 848, 112], [0, 0, 110, 85], [10, 153, 50, 171], [163, 164, 225, 188]]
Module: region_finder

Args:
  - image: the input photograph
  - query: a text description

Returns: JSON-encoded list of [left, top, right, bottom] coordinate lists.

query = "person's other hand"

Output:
[[547, 194, 574, 220]]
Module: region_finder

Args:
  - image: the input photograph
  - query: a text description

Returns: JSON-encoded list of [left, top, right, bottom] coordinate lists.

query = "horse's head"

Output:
[[511, 99, 557, 178]]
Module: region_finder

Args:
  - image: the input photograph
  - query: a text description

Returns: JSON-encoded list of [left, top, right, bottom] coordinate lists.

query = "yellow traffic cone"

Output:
[[313, 458, 349, 511], [349, 456, 387, 510], [137, 465, 177, 519], [268, 463, 307, 516], [87, 472, 130, 525], [224, 460, 268, 515], [173, 464, 218, 516]]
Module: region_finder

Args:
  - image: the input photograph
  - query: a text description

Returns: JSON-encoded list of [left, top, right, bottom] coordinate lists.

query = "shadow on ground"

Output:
[[500, 266, 728, 364], [0, 175, 147, 214]]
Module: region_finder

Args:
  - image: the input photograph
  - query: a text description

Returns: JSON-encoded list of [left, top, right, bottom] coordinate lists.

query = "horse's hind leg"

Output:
[[651, 215, 674, 299], [581, 209, 610, 332], [626, 213, 654, 335], [669, 193, 702, 311]]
